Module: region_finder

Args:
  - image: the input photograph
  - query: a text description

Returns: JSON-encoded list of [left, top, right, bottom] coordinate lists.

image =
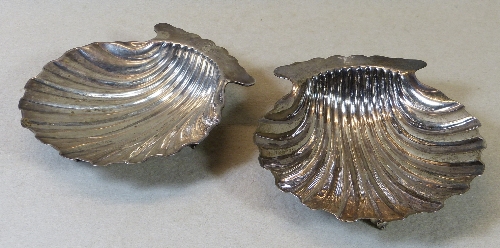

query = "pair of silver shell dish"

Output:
[[19, 24, 485, 228]]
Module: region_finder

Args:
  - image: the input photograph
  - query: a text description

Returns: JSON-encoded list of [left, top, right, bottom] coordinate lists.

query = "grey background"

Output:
[[1, 1, 499, 247]]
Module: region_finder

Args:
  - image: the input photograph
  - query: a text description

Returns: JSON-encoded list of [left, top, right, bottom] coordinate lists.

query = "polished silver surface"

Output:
[[19, 23, 254, 166], [255, 55, 485, 225]]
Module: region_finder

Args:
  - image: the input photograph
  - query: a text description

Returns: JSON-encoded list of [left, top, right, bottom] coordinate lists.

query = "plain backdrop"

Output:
[[1, 1, 499, 247]]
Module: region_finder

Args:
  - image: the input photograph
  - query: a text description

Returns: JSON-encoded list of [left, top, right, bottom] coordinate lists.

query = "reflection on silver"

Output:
[[19, 23, 254, 166], [255, 55, 484, 225]]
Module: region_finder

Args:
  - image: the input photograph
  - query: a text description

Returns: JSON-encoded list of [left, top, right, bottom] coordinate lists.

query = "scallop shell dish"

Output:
[[254, 55, 485, 227], [19, 23, 254, 166]]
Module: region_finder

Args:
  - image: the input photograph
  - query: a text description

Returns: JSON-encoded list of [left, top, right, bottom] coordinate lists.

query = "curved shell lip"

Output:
[[153, 23, 254, 86], [19, 23, 253, 166], [20, 115, 217, 167], [274, 55, 427, 84], [256, 55, 485, 224], [288, 192, 446, 225]]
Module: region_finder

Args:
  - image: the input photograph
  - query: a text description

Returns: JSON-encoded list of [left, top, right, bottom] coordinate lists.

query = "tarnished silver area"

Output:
[[255, 55, 485, 224], [19, 23, 254, 166]]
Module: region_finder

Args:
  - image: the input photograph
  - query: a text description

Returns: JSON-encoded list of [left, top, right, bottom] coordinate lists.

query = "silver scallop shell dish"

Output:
[[19, 23, 254, 166], [254, 55, 485, 226]]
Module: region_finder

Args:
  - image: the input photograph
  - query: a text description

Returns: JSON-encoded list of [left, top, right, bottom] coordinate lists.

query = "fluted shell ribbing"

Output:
[[255, 66, 484, 222], [20, 41, 224, 165]]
